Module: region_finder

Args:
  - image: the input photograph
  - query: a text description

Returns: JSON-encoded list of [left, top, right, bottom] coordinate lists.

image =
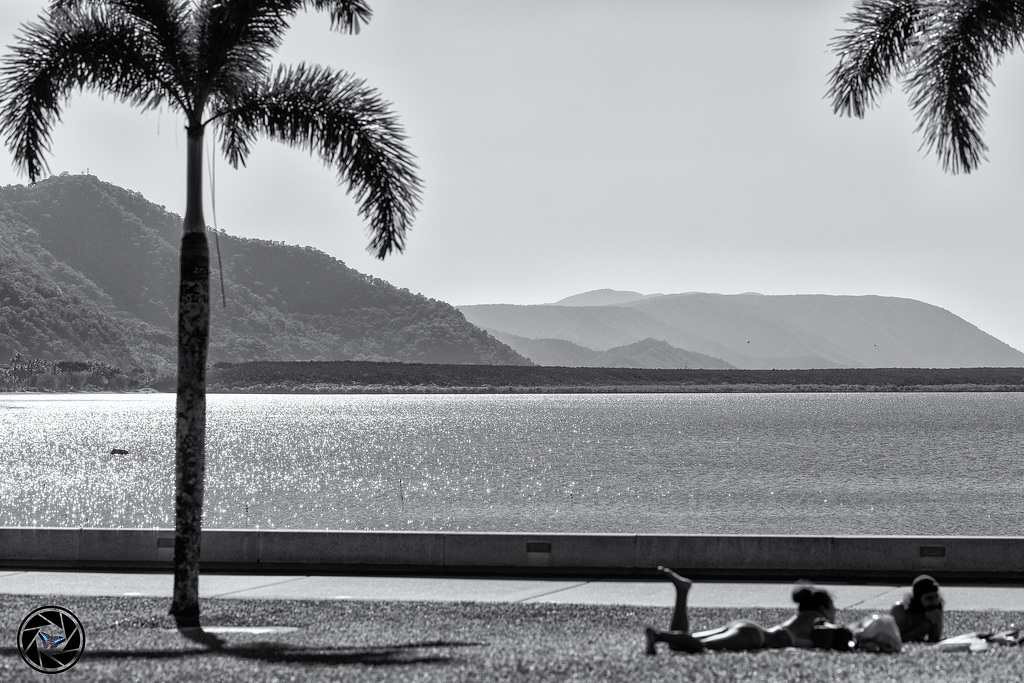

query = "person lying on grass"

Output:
[[891, 574, 943, 643], [644, 567, 838, 654]]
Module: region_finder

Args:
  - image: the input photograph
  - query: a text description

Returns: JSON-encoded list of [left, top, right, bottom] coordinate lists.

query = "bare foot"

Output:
[[657, 566, 693, 592], [645, 627, 658, 655]]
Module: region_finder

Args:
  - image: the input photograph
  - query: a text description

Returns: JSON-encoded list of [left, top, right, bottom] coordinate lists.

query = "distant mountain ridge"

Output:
[[460, 289, 1024, 369], [550, 289, 665, 307], [0, 174, 528, 370], [491, 332, 734, 369]]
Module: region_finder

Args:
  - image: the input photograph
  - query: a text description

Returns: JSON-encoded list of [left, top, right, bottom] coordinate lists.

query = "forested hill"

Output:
[[0, 174, 528, 372]]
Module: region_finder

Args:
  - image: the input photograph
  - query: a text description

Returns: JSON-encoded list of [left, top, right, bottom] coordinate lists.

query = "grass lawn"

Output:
[[2, 594, 1022, 682]]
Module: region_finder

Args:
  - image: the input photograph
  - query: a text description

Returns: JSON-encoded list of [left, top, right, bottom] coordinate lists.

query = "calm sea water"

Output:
[[2, 392, 1022, 536]]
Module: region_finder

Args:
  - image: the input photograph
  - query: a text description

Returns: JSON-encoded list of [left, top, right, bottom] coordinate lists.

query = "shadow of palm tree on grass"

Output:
[[2, 637, 486, 668]]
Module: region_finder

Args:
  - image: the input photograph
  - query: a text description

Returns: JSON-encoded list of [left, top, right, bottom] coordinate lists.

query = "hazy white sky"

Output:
[[2, 1, 1024, 352]]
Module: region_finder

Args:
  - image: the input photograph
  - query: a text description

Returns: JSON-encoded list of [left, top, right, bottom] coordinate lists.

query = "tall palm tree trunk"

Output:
[[171, 124, 210, 628]]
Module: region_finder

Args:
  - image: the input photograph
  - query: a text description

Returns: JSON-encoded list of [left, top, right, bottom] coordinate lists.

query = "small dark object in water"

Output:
[[110, 448, 129, 455]]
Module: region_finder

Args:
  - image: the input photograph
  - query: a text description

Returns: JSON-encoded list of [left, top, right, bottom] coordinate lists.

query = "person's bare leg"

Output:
[[645, 627, 704, 655], [658, 566, 693, 632], [698, 623, 765, 651], [644, 567, 699, 655], [691, 625, 729, 639]]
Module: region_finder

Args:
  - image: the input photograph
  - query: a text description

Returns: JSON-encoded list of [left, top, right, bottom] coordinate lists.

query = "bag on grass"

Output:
[[937, 629, 1022, 652], [851, 614, 903, 653], [811, 619, 855, 651], [936, 633, 989, 652]]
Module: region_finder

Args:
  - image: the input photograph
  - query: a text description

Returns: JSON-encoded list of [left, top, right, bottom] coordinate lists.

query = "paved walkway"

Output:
[[3, 571, 1024, 611]]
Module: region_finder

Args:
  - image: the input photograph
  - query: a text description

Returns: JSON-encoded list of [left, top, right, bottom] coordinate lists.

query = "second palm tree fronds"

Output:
[[828, 0, 1024, 174]]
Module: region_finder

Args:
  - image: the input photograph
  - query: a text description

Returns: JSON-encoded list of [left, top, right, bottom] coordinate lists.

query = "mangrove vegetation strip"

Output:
[[205, 361, 1024, 393]]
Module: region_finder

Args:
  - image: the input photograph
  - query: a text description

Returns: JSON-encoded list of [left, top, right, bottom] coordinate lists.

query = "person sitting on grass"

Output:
[[644, 567, 838, 654], [890, 574, 943, 643]]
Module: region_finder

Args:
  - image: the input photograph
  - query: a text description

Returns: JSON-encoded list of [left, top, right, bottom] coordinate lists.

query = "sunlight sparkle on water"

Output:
[[0, 394, 174, 527], [3, 392, 1024, 535]]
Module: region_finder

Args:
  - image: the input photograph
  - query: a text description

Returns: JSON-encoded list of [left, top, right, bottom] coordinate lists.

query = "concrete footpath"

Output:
[[3, 571, 1024, 612]]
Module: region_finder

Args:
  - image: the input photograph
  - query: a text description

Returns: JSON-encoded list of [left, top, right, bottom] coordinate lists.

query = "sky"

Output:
[[2, 1, 1024, 352]]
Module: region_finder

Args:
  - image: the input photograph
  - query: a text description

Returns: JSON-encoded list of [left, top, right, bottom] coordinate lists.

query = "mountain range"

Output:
[[0, 174, 527, 372], [3, 175, 1021, 374], [459, 289, 1024, 369]]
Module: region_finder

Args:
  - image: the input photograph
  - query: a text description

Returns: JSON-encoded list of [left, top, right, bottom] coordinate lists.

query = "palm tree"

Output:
[[0, 0, 420, 629], [827, 0, 1024, 174]]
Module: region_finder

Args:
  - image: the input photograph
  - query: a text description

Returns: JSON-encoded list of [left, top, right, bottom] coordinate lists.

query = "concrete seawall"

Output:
[[1, 528, 1021, 581]]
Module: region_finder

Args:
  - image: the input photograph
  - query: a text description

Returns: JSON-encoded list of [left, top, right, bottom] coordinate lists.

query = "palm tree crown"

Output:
[[0, 0, 420, 255], [828, 0, 1024, 174]]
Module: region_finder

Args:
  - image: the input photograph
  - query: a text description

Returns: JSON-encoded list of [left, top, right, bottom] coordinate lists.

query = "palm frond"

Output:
[[114, 2, 195, 86], [906, 0, 1024, 173], [91, 2, 197, 112], [197, 1, 302, 103], [196, 2, 372, 116], [48, 0, 91, 11], [0, 7, 174, 181], [828, 0, 924, 118], [305, 0, 373, 34], [216, 63, 421, 258]]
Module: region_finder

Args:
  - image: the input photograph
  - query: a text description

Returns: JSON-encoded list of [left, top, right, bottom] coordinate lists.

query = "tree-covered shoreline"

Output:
[[203, 360, 1024, 394], [7, 357, 1024, 394], [1, 354, 153, 392]]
